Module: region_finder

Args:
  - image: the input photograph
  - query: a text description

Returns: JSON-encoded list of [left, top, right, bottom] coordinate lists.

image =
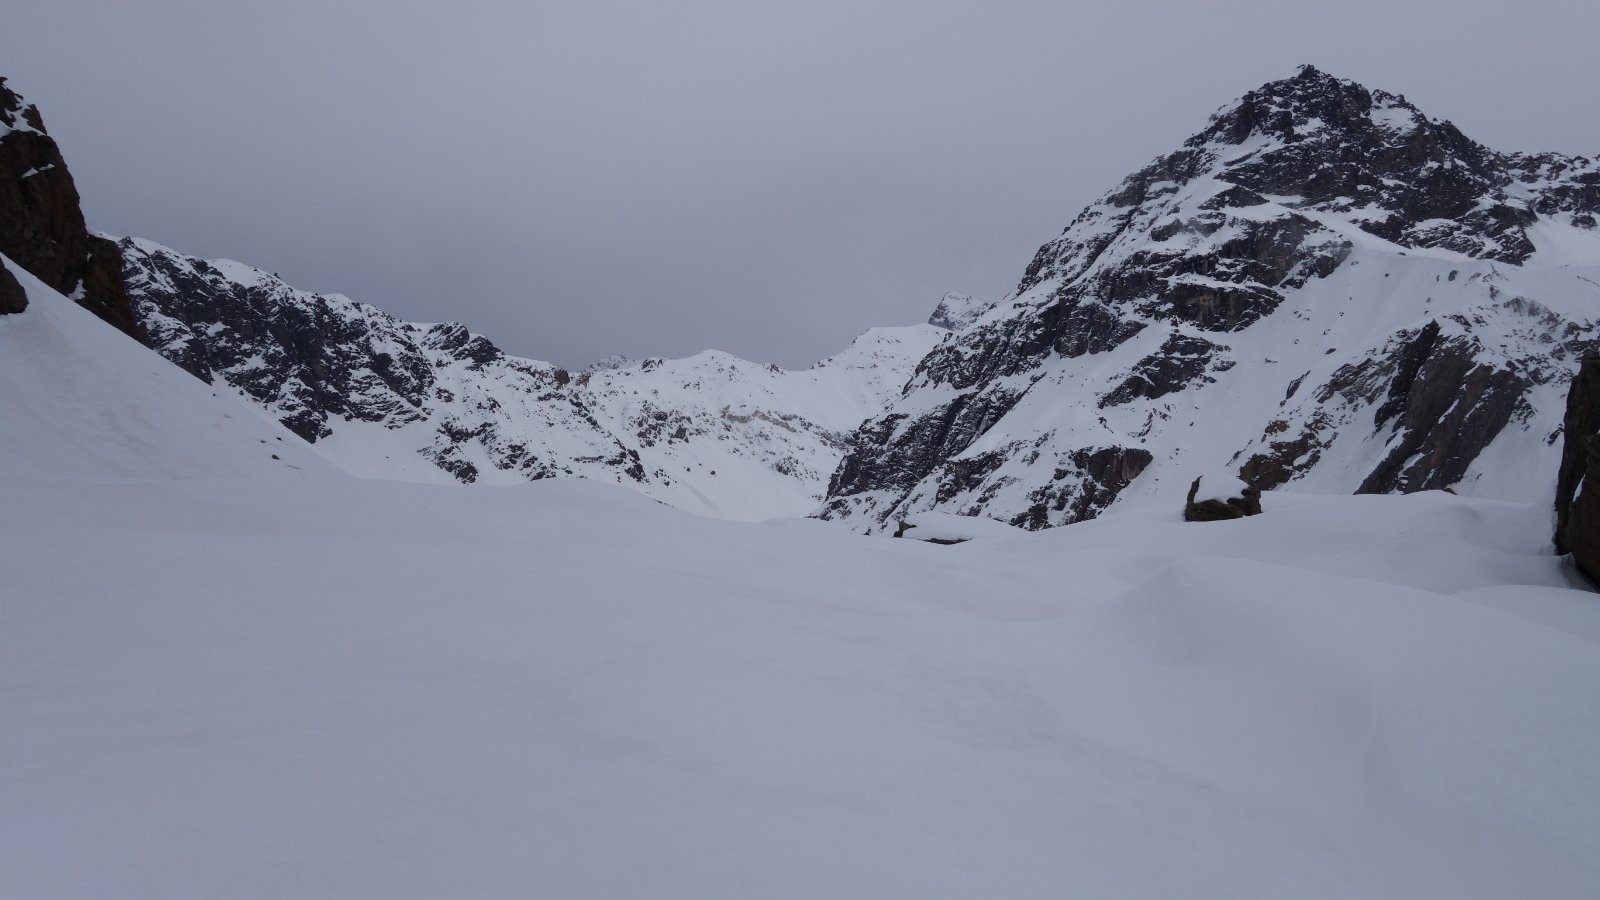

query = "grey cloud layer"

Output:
[[7, 0, 1597, 367]]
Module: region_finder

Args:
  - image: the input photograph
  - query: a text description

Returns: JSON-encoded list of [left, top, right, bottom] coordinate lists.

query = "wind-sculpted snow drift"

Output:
[[821, 66, 1600, 530]]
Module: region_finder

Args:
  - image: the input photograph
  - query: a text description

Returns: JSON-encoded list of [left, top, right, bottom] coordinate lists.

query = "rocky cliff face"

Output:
[[0, 256, 26, 315], [821, 66, 1600, 530], [0, 79, 140, 339], [1555, 354, 1600, 584], [124, 235, 942, 519]]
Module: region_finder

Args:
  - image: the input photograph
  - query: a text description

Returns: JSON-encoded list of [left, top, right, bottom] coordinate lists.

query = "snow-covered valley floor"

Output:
[[4, 471, 1598, 899], [3, 256, 1598, 897]]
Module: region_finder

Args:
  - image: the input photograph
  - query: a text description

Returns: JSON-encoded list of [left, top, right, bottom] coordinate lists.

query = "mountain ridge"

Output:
[[121, 233, 945, 519], [7, 67, 1599, 528], [820, 66, 1600, 530]]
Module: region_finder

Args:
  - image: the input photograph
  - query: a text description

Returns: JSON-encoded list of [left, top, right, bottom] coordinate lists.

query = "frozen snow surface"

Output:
[[4, 257, 1600, 899]]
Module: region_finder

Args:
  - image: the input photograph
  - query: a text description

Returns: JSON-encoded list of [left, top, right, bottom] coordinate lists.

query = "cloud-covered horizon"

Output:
[[7, 0, 1598, 368]]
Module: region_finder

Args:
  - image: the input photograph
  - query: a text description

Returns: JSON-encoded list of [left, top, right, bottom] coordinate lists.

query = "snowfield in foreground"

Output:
[[4, 472, 1598, 899], [3, 250, 1600, 898]]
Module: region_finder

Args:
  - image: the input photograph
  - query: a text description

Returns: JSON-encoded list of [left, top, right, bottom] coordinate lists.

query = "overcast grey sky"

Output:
[[7, 1, 1598, 367]]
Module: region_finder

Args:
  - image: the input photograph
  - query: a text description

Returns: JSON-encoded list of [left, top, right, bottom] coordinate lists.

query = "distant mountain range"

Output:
[[123, 232, 942, 519]]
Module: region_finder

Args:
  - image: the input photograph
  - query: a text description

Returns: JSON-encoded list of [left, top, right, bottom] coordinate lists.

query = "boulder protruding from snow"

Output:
[[1184, 475, 1262, 522], [0, 258, 25, 314], [893, 511, 1025, 544], [1555, 354, 1600, 585]]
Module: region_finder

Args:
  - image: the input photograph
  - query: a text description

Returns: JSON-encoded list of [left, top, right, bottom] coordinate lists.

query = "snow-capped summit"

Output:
[[583, 354, 637, 373], [927, 291, 995, 331], [820, 67, 1600, 531], [1161, 64, 1586, 263]]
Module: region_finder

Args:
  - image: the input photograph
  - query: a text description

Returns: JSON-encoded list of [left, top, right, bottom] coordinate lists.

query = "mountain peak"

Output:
[[1016, 66, 1544, 297], [0, 77, 46, 136], [1193, 66, 1427, 150], [1127, 67, 1547, 264], [927, 291, 993, 331], [825, 68, 1600, 532]]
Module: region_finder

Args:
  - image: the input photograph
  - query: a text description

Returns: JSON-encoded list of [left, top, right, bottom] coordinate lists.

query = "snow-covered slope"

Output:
[[123, 235, 943, 519], [4, 466, 1598, 898], [822, 66, 1600, 530], [0, 254, 329, 480], [572, 327, 947, 520]]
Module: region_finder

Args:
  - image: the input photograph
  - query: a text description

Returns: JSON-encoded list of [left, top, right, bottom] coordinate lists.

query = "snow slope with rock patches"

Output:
[[821, 67, 1600, 532], [123, 235, 943, 520], [0, 254, 330, 480]]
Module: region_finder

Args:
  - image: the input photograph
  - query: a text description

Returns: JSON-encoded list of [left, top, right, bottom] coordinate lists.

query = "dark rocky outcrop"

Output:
[[1100, 333, 1227, 408], [0, 258, 26, 314], [1352, 332, 1528, 495], [1184, 477, 1263, 522], [1239, 307, 1568, 494], [890, 520, 966, 545], [1013, 446, 1153, 529], [823, 385, 1030, 508], [0, 78, 141, 338], [1555, 355, 1600, 585], [123, 240, 440, 441], [1238, 411, 1335, 491]]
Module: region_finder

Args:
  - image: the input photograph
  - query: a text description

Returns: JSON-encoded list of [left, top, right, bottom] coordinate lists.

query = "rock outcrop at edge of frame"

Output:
[[1555, 354, 1600, 586], [0, 77, 142, 339]]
